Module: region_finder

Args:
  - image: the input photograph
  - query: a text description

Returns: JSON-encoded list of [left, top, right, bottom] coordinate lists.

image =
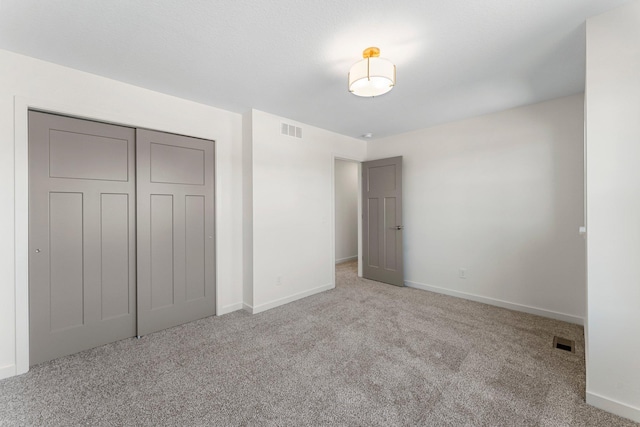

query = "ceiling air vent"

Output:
[[281, 123, 302, 139]]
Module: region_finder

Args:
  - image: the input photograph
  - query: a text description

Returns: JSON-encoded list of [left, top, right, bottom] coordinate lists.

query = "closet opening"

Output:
[[28, 110, 216, 365]]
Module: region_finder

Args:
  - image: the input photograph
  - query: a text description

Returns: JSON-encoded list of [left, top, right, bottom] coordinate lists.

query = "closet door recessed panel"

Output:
[[49, 192, 84, 332], [49, 130, 129, 181], [100, 193, 132, 320], [150, 194, 175, 309]]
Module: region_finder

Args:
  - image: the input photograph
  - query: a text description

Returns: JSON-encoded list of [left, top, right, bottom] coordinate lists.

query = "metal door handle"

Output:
[[34, 249, 41, 253], [395, 226, 404, 230]]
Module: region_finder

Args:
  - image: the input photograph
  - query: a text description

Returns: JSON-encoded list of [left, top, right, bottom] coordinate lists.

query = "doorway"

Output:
[[334, 158, 361, 281], [332, 155, 405, 287], [361, 156, 404, 287]]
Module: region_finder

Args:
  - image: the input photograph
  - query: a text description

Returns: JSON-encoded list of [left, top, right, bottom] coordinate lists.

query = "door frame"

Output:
[[13, 96, 221, 375], [331, 154, 365, 284]]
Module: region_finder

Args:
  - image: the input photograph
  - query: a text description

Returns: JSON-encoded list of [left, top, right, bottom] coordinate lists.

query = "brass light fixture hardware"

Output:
[[348, 46, 396, 97]]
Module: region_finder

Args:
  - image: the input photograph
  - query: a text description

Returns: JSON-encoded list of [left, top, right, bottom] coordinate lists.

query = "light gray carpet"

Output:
[[0, 260, 636, 426]]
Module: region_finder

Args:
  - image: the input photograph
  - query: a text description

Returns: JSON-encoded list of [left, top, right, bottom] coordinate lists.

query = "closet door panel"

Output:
[[136, 129, 216, 336], [28, 111, 136, 366]]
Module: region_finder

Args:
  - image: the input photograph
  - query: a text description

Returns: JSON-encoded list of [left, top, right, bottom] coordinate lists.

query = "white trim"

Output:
[[405, 280, 585, 325], [217, 302, 243, 315], [14, 97, 30, 376], [336, 256, 358, 264], [356, 161, 363, 278], [243, 303, 253, 314], [329, 157, 336, 288], [587, 391, 640, 423], [214, 136, 221, 322], [0, 364, 17, 380], [250, 283, 333, 315]]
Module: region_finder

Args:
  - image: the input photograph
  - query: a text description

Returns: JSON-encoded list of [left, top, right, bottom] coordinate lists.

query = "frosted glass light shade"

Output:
[[348, 57, 396, 97]]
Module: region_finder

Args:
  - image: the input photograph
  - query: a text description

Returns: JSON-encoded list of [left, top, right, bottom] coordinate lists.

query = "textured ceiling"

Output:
[[0, 0, 630, 139]]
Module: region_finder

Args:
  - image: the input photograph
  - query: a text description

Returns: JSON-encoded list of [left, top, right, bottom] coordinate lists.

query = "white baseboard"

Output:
[[0, 364, 16, 380], [336, 256, 357, 264], [587, 391, 640, 423], [248, 283, 334, 315], [243, 303, 254, 314], [217, 302, 244, 316], [405, 280, 584, 325]]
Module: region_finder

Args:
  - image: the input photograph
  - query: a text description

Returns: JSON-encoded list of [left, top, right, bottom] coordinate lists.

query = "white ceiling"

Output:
[[0, 0, 630, 139]]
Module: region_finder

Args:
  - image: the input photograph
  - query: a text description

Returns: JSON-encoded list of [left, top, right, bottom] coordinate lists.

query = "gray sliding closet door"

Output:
[[28, 111, 137, 366], [136, 129, 216, 336]]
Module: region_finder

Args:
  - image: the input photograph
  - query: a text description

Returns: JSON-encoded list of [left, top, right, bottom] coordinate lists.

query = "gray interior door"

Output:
[[362, 156, 404, 286], [136, 129, 216, 336], [28, 111, 137, 365]]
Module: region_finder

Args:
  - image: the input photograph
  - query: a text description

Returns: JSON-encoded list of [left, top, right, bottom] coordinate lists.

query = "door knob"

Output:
[[34, 249, 41, 253], [395, 225, 404, 230]]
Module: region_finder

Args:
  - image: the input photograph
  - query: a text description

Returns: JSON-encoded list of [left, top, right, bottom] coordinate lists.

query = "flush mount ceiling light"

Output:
[[348, 47, 396, 97]]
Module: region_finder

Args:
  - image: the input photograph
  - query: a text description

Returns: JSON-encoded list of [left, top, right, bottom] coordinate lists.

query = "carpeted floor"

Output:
[[0, 260, 636, 426]]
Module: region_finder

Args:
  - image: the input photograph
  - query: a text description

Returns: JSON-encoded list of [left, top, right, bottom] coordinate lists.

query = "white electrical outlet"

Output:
[[459, 268, 467, 279]]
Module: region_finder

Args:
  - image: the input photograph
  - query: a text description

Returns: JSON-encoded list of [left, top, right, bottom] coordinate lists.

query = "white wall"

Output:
[[367, 94, 586, 324], [334, 160, 359, 263], [0, 49, 244, 379], [585, 1, 640, 421], [247, 110, 366, 313]]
